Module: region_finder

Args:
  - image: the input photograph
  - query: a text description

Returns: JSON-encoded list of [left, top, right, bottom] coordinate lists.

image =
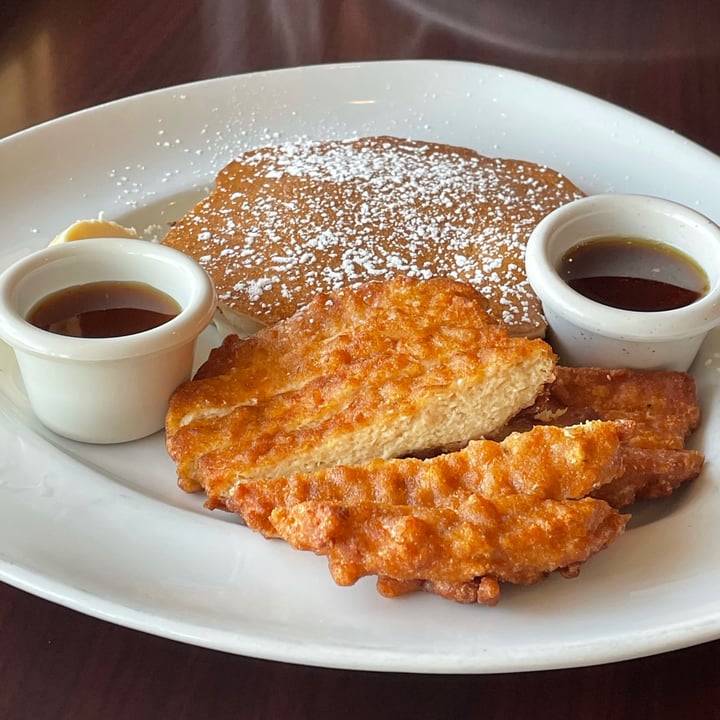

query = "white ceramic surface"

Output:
[[0, 60, 719, 673], [526, 194, 720, 371], [0, 238, 217, 442]]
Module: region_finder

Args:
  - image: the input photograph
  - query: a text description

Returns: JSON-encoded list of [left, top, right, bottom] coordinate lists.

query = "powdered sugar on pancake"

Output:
[[163, 136, 584, 336]]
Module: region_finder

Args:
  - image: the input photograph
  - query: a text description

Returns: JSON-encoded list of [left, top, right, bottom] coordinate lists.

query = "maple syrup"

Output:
[[27, 280, 180, 338], [560, 237, 707, 312]]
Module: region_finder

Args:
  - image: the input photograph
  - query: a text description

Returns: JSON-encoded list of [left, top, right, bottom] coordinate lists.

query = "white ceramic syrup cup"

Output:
[[526, 194, 720, 371], [0, 238, 216, 443]]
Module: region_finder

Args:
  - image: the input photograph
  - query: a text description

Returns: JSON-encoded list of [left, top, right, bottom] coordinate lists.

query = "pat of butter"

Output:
[[49, 218, 139, 246]]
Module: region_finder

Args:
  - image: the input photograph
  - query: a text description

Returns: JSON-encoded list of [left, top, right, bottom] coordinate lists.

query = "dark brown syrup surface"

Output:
[[560, 237, 708, 312], [27, 280, 180, 338]]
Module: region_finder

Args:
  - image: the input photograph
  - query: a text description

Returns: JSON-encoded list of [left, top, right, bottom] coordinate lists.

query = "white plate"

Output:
[[1, 60, 719, 674]]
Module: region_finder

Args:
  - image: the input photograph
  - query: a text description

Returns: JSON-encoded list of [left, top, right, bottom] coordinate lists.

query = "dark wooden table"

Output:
[[1, 1, 719, 718]]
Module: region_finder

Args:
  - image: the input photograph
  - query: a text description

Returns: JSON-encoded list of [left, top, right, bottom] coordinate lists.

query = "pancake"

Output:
[[162, 136, 584, 338]]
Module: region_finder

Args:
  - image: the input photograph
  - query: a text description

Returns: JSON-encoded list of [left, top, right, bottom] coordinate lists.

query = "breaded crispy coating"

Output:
[[228, 420, 629, 535], [594, 447, 705, 508], [497, 366, 704, 507], [376, 576, 503, 606], [164, 274, 704, 605], [511, 366, 700, 449], [269, 496, 628, 595], [165, 276, 555, 508]]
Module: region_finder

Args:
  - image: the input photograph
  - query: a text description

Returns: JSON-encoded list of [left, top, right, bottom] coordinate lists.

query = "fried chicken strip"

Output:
[[165, 277, 555, 509], [530, 366, 700, 448], [269, 495, 628, 595], [594, 446, 705, 507], [228, 420, 629, 535], [495, 366, 704, 507]]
